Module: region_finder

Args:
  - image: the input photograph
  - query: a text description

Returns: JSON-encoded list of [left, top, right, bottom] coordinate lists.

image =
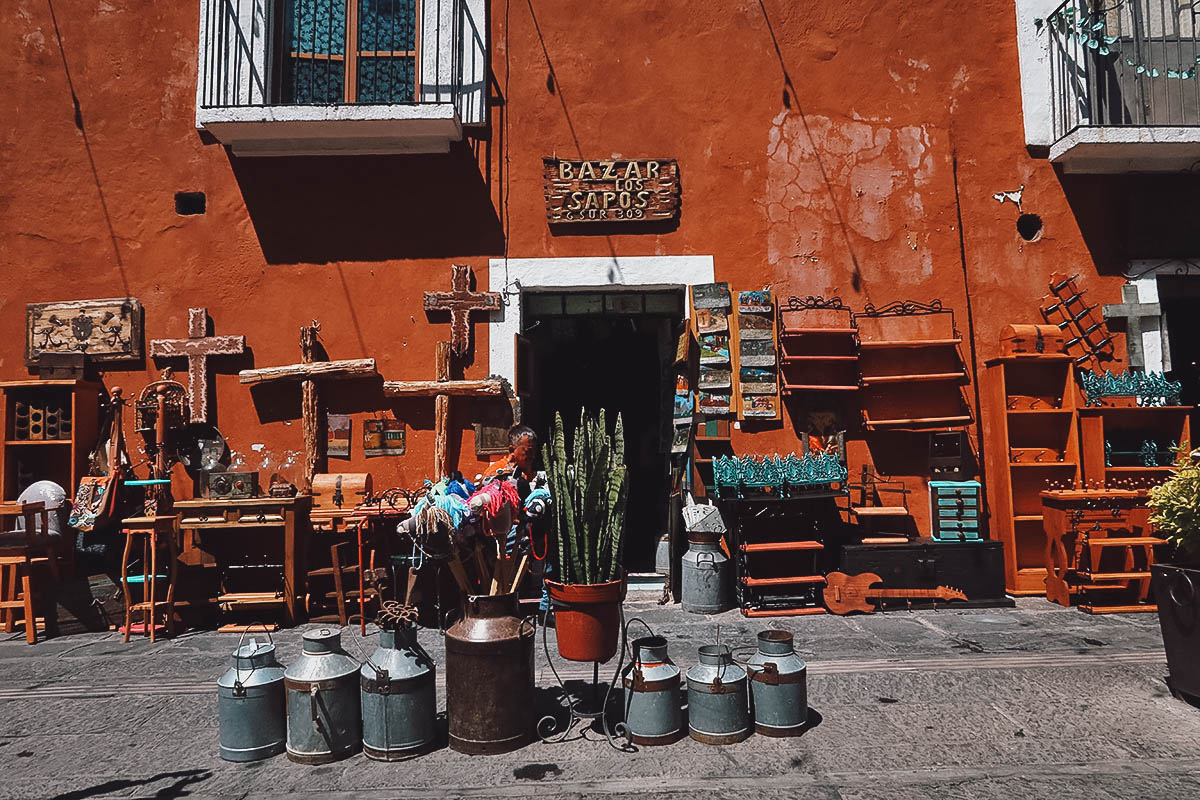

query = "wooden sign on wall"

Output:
[[543, 158, 680, 225], [25, 297, 144, 365]]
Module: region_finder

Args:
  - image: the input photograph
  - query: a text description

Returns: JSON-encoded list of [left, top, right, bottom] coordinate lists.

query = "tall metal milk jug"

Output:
[[686, 644, 751, 744], [746, 630, 808, 736], [682, 531, 731, 614], [622, 635, 682, 746], [217, 635, 286, 762], [360, 624, 437, 760], [445, 592, 535, 754], [284, 628, 362, 764]]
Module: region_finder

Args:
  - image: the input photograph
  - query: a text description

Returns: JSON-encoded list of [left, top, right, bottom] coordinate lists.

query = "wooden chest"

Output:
[[841, 539, 1009, 606], [928, 480, 982, 542], [1000, 324, 1067, 357]]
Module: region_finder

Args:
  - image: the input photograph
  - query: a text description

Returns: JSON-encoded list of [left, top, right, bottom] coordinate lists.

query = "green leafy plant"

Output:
[[543, 409, 628, 585], [1149, 443, 1200, 561]]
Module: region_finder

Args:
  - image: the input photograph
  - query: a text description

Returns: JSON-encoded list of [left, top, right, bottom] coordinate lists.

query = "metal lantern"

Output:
[[746, 630, 808, 737], [360, 624, 438, 760], [216, 635, 286, 762], [682, 531, 731, 614], [686, 644, 750, 745], [621, 635, 682, 746], [284, 628, 362, 764]]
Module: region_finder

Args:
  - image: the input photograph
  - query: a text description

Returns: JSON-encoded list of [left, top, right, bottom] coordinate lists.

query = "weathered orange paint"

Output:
[[2, 2, 1198, 534]]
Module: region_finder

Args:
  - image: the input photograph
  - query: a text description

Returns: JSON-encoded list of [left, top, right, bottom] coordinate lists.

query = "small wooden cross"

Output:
[[1103, 284, 1162, 370], [423, 264, 501, 357], [149, 307, 245, 423], [239, 322, 378, 490]]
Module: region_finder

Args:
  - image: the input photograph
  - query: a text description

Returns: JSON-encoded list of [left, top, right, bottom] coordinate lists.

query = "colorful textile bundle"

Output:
[[468, 479, 521, 538]]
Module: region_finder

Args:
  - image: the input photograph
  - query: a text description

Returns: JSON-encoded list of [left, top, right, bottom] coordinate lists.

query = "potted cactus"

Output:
[[1149, 445, 1200, 704], [542, 409, 628, 662]]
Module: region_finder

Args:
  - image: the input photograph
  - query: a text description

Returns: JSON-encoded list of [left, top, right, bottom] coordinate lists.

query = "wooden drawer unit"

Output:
[[928, 480, 982, 542]]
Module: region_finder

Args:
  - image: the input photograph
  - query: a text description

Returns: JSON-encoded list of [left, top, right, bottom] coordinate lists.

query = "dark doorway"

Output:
[[1158, 277, 1200, 407], [521, 289, 684, 572]]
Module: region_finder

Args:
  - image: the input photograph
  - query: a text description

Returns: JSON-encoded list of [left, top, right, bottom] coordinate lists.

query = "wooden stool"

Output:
[[120, 515, 180, 642], [0, 502, 57, 644]]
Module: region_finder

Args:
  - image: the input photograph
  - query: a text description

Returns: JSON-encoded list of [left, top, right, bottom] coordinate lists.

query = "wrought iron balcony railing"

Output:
[[1047, 0, 1200, 139]]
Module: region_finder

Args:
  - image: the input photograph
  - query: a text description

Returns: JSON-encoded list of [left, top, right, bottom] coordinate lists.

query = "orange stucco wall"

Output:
[[3, 2, 1199, 529]]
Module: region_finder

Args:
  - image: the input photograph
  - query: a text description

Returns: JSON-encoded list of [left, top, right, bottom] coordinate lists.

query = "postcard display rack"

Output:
[[689, 283, 735, 495]]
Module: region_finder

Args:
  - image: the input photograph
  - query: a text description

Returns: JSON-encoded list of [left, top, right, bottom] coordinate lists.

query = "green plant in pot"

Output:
[[1149, 444, 1200, 704], [542, 409, 628, 662]]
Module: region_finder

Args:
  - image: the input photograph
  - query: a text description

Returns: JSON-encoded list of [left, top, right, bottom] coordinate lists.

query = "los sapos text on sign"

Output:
[[542, 157, 681, 224]]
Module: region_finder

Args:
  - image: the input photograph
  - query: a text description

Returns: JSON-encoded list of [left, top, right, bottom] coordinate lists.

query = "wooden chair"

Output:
[[0, 502, 58, 644]]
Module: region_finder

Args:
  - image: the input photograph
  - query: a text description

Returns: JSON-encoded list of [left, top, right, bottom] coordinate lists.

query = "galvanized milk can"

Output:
[[216, 634, 286, 762], [621, 635, 682, 745], [746, 630, 808, 736], [284, 628, 362, 764], [445, 592, 535, 754], [686, 644, 750, 744], [360, 624, 437, 760], [682, 531, 731, 614]]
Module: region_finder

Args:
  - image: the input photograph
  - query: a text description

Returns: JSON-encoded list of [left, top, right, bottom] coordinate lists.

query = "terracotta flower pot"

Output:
[[545, 577, 625, 663], [1152, 562, 1200, 703]]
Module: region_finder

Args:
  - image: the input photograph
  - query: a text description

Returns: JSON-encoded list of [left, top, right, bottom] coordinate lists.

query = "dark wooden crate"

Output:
[[841, 539, 1012, 608]]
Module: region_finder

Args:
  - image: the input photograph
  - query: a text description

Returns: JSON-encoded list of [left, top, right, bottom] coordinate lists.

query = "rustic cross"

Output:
[[423, 264, 502, 357], [149, 308, 245, 423], [1103, 284, 1162, 370], [382, 342, 514, 479], [239, 321, 378, 490]]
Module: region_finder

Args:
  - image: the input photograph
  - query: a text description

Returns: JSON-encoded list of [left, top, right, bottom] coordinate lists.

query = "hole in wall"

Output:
[[175, 191, 206, 216], [1016, 213, 1043, 242]]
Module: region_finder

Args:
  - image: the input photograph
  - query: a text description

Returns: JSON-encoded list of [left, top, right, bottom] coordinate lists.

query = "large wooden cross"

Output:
[[424, 264, 502, 357], [149, 307, 245, 423], [1104, 284, 1163, 370], [239, 322, 378, 490], [383, 342, 513, 479]]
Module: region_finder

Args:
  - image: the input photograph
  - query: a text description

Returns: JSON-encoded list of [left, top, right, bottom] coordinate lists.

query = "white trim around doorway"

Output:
[[486, 255, 716, 382]]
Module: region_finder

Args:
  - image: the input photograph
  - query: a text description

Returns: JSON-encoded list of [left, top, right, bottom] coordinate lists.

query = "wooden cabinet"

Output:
[[0, 380, 101, 503], [984, 355, 1081, 595], [841, 539, 1009, 607], [1078, 405, 1191, 490]]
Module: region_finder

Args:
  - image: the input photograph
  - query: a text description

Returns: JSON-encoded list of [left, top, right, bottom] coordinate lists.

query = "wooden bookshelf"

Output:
[[0, 379, 102, 503], [984, 356, 1081, 595]]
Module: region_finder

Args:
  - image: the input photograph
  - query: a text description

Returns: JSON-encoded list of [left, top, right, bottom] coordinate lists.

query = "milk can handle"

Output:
[[696, 551, 716, 569], [520, 614, 538, 637], [233, 622, 276, 693], [309, 685, 322, 732]]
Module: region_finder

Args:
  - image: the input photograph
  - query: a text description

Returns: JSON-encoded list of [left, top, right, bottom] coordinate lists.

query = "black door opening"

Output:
[[1159, 277, 1200, 407], [521, 289, 684, 573]]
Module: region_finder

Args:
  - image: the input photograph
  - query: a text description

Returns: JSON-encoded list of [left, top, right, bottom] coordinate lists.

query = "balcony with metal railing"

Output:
[[196, 0, 487, 156], [1044, 0, 1200, 172]]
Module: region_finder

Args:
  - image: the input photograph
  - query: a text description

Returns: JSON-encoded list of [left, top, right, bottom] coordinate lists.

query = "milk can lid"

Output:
[[301, 627, 342, 653]]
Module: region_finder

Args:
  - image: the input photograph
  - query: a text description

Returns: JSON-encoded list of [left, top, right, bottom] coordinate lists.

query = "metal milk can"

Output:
[[621, 635, 682, 746], [682, 531, 731, 614], [445, 592, 535, 754], [284, 628, 362, 764], [216, 635, 286, 762], [686, 644, 750, 744], [360, 624, 438, 760], [746, 630, 808, 736]]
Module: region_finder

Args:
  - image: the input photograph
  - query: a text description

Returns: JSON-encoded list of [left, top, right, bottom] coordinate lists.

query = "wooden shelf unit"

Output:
[[777, 298, 860, 397], [985, 356, 1081, 596], [0, 380, 101, 503], [1078, 405, 1192, 490], [854, 303, 971, 431]]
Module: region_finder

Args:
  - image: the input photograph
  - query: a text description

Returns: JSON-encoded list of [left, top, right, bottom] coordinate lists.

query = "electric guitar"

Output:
[[823, 571, 967, 615]]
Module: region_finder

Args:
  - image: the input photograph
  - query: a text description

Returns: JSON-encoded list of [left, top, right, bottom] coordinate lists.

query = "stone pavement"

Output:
[[1, 596, 1199, 799]]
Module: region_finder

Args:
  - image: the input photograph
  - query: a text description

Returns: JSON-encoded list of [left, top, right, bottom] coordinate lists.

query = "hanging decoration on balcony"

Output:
[[1039, 3, 1199, 81], [542, 158, 681, 226]]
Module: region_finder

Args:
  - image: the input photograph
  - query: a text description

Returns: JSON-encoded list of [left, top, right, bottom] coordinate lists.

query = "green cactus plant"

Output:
[[543, 409, 629, 584]]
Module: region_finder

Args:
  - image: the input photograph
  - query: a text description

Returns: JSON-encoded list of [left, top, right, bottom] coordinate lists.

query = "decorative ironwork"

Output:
[[1123, 258, 1200, 282], [1105, 439, 1178, 468], [784, 295, 848, 311], [858, 299, 944, 317], [712, 453, 848, 498], [1079, 370, 1182, 407]]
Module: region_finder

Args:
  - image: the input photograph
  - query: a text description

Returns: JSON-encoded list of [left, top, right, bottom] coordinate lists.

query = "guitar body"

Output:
[[823, 571, 882, 615], [823, 571, 968, 615]]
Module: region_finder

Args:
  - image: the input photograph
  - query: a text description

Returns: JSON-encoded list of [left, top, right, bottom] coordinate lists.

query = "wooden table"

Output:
[[174, 496, 311, 627]]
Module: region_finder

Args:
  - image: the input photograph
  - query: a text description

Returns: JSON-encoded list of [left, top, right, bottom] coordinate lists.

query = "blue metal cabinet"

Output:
[[928, 481, 982, 542]]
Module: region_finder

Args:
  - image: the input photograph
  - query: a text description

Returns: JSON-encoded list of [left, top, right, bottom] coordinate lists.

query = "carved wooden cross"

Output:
[[423, 264, 501, 357], [383, 342, 512, 479], [149, 307, 245, 423], [239, 322, 378, 490], [1103, 284, 1162, 370]]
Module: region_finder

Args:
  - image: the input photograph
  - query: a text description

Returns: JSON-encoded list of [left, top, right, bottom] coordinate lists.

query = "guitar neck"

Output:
[[870, 588, 952, 599]]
